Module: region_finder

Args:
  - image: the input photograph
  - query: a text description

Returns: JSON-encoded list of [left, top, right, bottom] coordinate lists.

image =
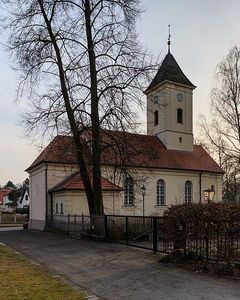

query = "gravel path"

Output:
[[0, 230, 240, 300]]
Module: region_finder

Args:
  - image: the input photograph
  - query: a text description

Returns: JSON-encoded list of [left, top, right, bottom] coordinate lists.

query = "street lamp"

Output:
[[203, 185, 215, 203], [141, 185, 146, 217]]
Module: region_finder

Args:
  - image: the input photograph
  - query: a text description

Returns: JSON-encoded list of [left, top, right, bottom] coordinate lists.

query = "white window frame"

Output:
[[185, 181, 192, 204], [124, 177, 134, 206], [156, 179, 166, 206]]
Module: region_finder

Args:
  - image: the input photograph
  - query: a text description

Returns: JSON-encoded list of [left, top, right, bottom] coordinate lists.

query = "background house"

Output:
[[18, 187, 30, 209], [26, 50, 223, 230], [0, 188, 13, 213]]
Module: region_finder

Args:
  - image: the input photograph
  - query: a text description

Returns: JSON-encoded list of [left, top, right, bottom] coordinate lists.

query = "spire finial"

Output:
[[167, 25, 171, 53]]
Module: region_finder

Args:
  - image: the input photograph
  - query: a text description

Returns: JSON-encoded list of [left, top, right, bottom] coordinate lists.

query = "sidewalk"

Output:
[[0, 230, 240, 300], [0, 226, 23, 231]]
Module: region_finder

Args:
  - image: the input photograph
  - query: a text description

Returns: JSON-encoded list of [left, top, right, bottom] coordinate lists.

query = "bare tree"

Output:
[[2, 0, 155, 214], [198, 46, 240, 202]]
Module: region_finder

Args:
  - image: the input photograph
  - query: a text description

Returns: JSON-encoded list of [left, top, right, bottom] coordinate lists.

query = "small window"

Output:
[[25, 195, 28, 201], [60, 203, 63, 214], [177, 108, 183, 123], [156, 179, 166, 206], [56, 203, 58, 214], [185, 181, 192, 204], [154, 110, 159, 125], [124, 177, 134, 206]]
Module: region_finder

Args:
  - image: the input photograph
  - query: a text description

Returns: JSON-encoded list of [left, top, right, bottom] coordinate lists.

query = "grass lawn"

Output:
[[0, 244, 86, 300]]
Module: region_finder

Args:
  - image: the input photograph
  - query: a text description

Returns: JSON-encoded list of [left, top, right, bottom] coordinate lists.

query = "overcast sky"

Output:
[[0, 0, 239, 186]]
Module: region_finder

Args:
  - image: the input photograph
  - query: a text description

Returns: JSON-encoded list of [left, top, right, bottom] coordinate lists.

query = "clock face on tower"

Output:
[[177, 93, 183, 102]]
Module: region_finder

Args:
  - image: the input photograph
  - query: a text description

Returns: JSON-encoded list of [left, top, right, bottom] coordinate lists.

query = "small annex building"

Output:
[[26, 49, 224, 230]]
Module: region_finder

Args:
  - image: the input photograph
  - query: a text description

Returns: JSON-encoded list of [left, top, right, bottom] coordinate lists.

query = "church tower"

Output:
[[145, 47, 196, 152]]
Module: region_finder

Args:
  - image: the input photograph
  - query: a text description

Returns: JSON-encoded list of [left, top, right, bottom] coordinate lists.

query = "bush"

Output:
[[163, 202, 240, 264], [16, 207, 29, 215]]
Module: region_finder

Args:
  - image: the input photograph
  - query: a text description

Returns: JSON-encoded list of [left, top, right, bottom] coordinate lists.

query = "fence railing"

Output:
[[0, 213, 27, 225], [46, 214, 240, 263]]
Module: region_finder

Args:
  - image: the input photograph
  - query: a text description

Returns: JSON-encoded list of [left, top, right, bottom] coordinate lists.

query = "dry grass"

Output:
[[0, 244, 86, 300]]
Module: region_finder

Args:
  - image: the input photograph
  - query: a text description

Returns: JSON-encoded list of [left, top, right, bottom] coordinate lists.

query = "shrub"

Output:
[[163, 202, 240, 264]]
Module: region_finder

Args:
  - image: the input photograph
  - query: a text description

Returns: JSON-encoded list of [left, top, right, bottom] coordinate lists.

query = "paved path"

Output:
[[0, 231, 240, 300], [0, 226, 23, 231]]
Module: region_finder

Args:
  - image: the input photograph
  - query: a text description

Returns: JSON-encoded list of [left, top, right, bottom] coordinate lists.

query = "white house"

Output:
[[18, 188, 30, 209], [26, 49, 223, 230]]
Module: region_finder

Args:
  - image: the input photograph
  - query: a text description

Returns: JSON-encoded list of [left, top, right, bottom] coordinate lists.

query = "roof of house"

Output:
[[49, 172, 122, 193], [145, 52, 196, 92], [26, 131, 224, 174], [19, 187, 29, 204], [0, 188, 12, 204]]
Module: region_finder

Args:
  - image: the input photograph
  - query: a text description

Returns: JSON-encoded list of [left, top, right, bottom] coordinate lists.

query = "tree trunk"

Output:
[[84, 0, 103, 215], [38, 0, 96, 214]]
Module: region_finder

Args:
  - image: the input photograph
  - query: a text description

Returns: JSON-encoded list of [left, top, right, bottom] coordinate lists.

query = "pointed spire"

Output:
[[167, 25, 171, 53]]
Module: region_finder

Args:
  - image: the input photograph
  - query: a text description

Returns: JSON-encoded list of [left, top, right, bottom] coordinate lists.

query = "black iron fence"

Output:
[[46, 214, 240, 263], [46, 214, 168, 252]]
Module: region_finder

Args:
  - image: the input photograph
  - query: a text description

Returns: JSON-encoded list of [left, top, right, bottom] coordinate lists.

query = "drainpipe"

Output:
[[45, 163, 48, 228], [199, 172, 203, 203]]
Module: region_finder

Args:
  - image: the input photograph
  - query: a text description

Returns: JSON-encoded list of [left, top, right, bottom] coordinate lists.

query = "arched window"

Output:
[[124, 177, 134, 206], [177, 108, 183, 123], [60, 203, 63, 214], [156, 179, 166, 206], [56, 203, 58, 214], [185, 181, 192, 203]]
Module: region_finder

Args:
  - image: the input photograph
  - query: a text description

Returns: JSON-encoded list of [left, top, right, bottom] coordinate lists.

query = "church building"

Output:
[[26, 47, 223, 230]]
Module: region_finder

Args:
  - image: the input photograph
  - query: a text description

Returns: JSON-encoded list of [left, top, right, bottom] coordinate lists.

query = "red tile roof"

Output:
[[0, 188, 12, 204], [26, 131, 223, 174], [49, 172, 122, 193]]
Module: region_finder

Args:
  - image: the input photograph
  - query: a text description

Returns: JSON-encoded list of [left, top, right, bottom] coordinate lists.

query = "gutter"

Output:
[[45, 163, 48, 228]]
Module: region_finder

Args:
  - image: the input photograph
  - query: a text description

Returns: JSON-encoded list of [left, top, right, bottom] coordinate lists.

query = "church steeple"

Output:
[[145, 49, 196, 152], [167, 24, 171, 53], [145, 52, 196, 93]]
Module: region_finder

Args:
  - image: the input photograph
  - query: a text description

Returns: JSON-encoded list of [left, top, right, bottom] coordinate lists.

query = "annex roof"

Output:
[[26, 131, 224, 174], [49, 172, 122, 193], [145, 52, 196, 92]]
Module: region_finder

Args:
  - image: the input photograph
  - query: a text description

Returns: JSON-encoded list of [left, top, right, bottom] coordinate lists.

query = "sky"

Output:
[[0, 0, 240, 186]]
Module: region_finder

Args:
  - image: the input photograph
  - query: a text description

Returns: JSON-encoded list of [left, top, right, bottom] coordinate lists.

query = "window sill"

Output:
[[154, 205, 168, 208], [122, 205, 136, 209]]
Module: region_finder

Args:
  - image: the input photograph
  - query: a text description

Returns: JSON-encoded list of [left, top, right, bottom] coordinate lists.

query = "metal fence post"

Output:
[[67, 214, 70, 235], [126, 216, 129, 244], [74, 214, 77, 236], [104, 215, 108, 240], [153, 217, 158, 253], [81, 213, 84, 233]]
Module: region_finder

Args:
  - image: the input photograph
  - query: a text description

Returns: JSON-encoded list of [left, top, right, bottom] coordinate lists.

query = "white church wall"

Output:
[[102, 166, 222, 217], [29, 163, 78, 230], [29, 164, 47, 230], [52, 190, 121, 215]]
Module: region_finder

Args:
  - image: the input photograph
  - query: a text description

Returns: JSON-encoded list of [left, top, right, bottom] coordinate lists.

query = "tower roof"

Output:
[[145, 52, 196, 93]]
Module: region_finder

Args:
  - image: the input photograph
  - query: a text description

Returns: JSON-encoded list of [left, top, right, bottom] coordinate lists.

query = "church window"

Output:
[[177, 108, 183, 123], [124, 177, 134, 206], [60, 203, 63, 214], [185, 181, 192, 203], [154, 110, 159, 125], [156, 179, 166, 206], [56, 203, 59, 214]]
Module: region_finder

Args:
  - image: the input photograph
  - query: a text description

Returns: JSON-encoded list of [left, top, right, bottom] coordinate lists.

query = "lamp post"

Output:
[[141, 185, 146, 217], [203, 185, 215, 203]]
